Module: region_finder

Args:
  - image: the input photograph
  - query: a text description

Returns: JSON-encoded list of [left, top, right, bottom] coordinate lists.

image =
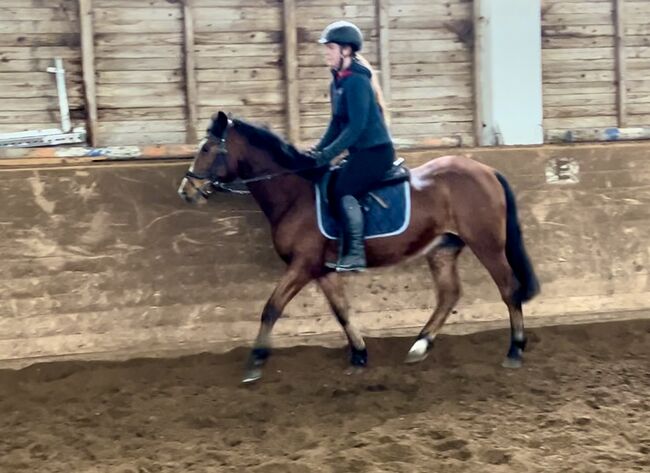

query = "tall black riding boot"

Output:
[[336, 195, 367, 272]]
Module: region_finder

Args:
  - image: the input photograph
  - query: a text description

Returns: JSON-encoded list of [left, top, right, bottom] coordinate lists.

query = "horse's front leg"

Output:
[[242, 264, 312, 383]]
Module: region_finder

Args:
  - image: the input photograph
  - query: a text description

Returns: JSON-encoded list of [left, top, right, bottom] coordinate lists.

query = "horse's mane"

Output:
[[231, 118, 312, 169]]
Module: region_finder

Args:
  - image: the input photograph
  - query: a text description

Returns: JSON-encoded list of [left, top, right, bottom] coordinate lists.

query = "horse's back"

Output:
[[409, 153, 496, 191]]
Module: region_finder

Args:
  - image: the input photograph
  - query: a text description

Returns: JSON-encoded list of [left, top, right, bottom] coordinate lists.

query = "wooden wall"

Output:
[[94, 0, 186, 146], [3, 1, 650, 147], [389, 0, 475, 146], [194, 0, 286, 137], [541, 0, 618, 135], [541, 0, 650, 136], [0, 1, 84, 133], [624, 1, 650, 127], [0, 143, 648, 366]]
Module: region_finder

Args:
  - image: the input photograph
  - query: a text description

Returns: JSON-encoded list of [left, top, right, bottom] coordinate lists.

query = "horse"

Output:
[[178, 111, 540, 383]]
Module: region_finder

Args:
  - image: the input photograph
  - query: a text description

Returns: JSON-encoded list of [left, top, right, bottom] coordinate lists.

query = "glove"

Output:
[[304, 149, 331, 168]]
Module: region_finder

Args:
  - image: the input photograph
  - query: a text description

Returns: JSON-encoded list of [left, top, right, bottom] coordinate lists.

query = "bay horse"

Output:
[[178, 111, 540, 383]]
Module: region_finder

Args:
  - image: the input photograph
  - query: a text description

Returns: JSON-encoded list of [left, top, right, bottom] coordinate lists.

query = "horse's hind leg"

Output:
[[242, 264, 312, 383], [318, 272, 367, 368], [471, 246, 527, 369], [406, 234, 465, 363]]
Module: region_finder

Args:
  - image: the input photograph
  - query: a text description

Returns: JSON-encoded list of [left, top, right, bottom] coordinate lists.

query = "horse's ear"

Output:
[[216, 111, 229, 130]]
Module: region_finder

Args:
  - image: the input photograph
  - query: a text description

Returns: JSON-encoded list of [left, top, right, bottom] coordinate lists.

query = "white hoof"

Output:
[[405, 338, 430, 364]]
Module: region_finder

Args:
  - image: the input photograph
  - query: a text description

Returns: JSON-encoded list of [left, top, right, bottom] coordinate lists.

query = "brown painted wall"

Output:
[[1, 142, 649, 366]]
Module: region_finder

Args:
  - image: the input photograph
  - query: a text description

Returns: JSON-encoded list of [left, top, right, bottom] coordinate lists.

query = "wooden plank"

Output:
[[624, 115, 650, 125], [283, 0, 298, 143], [195, 31, 282, 45], [95, 57, 182, 71], [390, 62, 471, 77], [195, 55, 282, 69], [95, 0, 191, 6], [376, 0, 391, 106], [0, 72, 61, 87], [95, 45, 183, 59], [0, 21, 80, 34], [0, 33, 80, 47], [544, 105, 618, 118], [98, 107, 186, 121], [0, 7, 80, 21], [194, 17, 282, 32], [0, 58, 82, 73], [0, 83, 84, 99], [391, 39, 468, 53], [97, 120, 187, 134], [542, 24, 615, 37], [390, 98, 474, 112], [543, 70, 615, 82], [387, 85, 473, 101], [543, 116, 619, 129], [94, 7, 182, 22], [542, 13, 615, 26], [197, 68, 283, 82], [542, 47, 615, 61], [389, 50, 471, 65], [543, 94, 616, 107], [198, 104, 285, 120], [94, 32, 183, 47], [196, 44, 282, 58], [614, 0, 627, 127], [0, 97, 83, 111], [389, 16, 472, 29], [192, 0, 282, 5], [626, 80, 650, 92], [0, 110, 60, 125], [97, 131, 188, 146], [543, 59, 615, 72], [0, 46, 80, 60], [627, 46, 650, 58], [620, 35, 650, 47], [79, 0, 98, 147], [371, 76, 473, 89], [96, 70, 182, 84], [182, 0, 198, 143], [93, 20, 182, 34], [388, 4, 472, 18], [542, 36, 614, 49], [543, 2, 615, 14], [543, 83, 617, 95], [389, 28, 459, 41]]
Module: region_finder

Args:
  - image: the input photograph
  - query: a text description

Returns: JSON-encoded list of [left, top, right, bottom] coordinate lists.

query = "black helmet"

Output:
[[318, 20, 363, 52]]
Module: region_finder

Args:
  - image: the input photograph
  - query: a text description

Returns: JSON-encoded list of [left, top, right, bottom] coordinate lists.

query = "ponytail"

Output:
[[355, 53, 390, 125]]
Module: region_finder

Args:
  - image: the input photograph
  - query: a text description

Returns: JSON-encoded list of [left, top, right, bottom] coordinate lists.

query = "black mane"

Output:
[[231, 118, 313, 170]]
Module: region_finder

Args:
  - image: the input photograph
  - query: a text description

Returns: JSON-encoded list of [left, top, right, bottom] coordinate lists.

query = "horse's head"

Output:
[[178, 111, 240, 204]]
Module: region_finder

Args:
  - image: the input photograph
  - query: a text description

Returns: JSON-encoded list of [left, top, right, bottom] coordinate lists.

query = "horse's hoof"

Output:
[[241, 368, 262, 384], [405, 338, 430, 364], [501, 357, 523, 369], [344, 366, 365, 376], [350, 347, 368, 367]]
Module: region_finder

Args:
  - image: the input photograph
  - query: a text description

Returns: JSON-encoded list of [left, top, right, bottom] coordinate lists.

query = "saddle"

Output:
[[318, 157, 410, 209], [316, 158, 412, 240]]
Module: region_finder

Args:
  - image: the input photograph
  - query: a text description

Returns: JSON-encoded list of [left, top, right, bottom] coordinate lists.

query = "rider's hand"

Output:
[[304, 149, 330, 168]]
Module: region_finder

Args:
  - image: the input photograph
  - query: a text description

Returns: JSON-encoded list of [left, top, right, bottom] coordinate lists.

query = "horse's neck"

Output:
[[244, 155, 312, 225]]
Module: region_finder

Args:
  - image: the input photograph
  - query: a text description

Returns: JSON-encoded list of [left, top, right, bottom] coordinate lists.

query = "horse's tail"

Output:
[[495, 172, 540, 304]]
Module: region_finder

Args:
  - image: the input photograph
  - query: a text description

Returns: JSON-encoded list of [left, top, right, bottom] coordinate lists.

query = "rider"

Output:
[[307, 20, 395, 272]]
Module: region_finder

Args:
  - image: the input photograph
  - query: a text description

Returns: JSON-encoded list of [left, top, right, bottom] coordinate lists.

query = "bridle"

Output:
[[183, 119, 324, 197]]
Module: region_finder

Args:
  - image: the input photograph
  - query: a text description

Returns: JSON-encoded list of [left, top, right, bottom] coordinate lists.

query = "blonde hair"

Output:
[[355, 53, 390, 125]]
